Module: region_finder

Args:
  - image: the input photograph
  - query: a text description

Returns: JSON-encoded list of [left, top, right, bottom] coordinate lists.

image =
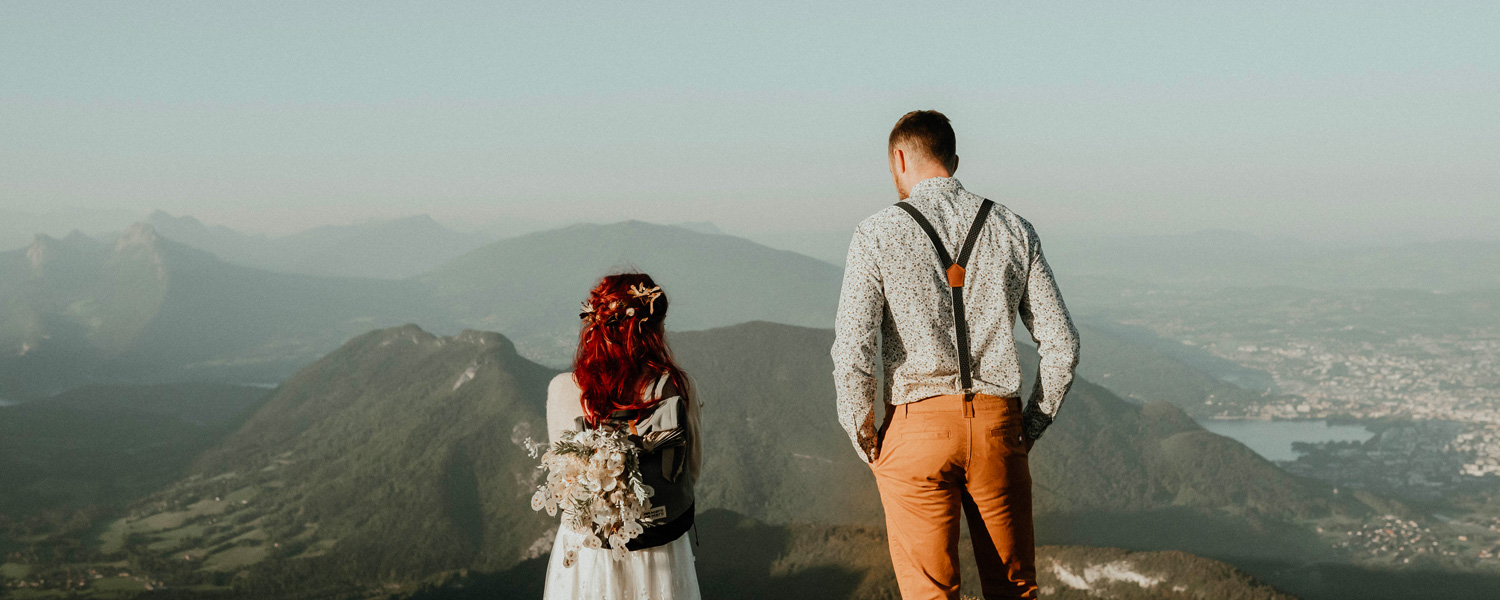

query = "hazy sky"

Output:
[[3, 1, 1496, 243]]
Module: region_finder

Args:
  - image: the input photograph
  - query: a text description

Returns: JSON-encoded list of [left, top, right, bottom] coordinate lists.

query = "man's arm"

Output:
[[1017, 222, 1081, 443], [832, 223, 886, 463]]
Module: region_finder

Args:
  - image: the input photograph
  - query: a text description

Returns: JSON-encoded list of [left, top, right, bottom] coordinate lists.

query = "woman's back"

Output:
[[538, 273, 702, 600], [545, 370, 701, 487]]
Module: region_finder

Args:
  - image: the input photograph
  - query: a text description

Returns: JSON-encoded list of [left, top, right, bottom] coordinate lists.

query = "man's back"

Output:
[[831, 175, 1080, 462], [837, 109, 1077, 600]]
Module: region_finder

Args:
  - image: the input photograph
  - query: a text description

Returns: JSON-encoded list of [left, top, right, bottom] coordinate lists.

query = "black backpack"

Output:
[[575, 376, 695, 549]]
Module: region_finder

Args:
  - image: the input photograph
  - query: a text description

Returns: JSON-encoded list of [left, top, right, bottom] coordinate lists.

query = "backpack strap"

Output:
[[895, 199, 995, 396]]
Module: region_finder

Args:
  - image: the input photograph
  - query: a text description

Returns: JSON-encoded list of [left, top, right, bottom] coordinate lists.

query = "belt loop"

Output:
[[962, 393, 974, 418]]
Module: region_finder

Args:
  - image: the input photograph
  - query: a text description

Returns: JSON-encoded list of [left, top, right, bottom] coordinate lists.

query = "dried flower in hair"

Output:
[[627, 284, 664, 315]]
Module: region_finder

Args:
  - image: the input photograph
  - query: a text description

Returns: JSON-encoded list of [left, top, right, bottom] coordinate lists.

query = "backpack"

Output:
[[574, 372, 695, 549]]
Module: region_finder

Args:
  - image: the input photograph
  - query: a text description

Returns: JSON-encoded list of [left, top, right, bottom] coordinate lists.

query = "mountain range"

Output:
[[0, 218, 853, 397], [5, 215, 1485, 599], [143, 211, 497, 280], [419, 220, 845, 366], [35, 321, 1394, 599], [0, 224, 452, 396]]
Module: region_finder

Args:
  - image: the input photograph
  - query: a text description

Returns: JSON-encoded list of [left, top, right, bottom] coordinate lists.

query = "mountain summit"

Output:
[[105, 324, 558, 595]]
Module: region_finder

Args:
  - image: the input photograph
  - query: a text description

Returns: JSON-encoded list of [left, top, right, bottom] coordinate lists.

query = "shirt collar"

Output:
[[910, 176, 962, 199]]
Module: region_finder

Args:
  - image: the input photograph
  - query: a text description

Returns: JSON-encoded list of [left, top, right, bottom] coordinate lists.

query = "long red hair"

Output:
[[572, 273, 690, 426]]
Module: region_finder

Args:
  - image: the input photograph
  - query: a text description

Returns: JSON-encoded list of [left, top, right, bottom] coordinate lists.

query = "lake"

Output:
[[1195, 418, 1376, 462]]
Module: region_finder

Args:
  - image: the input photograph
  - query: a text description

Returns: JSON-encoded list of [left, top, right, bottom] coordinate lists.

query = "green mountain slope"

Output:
[[86, 325, 558, 597]]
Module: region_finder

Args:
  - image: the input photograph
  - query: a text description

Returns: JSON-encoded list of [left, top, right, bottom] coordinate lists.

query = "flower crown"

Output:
[[579, 283, 664, 326]]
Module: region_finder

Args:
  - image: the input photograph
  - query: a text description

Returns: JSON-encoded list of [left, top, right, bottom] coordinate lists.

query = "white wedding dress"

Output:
[[541, 372, 703, 600], [541, 523, 701, 600]]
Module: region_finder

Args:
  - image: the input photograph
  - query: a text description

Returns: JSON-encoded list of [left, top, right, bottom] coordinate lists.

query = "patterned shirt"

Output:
[[832, 176, 1080, 463]]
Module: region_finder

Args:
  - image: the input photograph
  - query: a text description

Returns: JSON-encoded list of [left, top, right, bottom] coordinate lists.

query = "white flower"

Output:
[[528, 425, 654, 562]]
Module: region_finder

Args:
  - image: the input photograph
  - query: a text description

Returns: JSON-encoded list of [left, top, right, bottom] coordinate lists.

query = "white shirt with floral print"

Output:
[[832, 176, 1080, 462]]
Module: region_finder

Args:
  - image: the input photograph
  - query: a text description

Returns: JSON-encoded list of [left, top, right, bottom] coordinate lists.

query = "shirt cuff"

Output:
[[1022, 405, 1054, 441]]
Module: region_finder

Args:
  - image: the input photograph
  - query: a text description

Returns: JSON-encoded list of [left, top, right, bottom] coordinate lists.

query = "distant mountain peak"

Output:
[[145, 210, 205, 228], [25, 233, 62, 270], [116, 222, 163, 251], [108, 222, 221, 274]]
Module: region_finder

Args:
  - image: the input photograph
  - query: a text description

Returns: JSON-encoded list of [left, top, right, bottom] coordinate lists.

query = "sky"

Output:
[[2, 1, 1497, 244]]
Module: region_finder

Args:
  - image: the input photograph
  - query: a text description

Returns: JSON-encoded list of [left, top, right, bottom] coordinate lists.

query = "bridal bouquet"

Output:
[[528, 426, 655, 565]]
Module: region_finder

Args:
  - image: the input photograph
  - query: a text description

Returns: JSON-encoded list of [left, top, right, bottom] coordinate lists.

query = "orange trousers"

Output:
[[870, 393, 1038, 600]]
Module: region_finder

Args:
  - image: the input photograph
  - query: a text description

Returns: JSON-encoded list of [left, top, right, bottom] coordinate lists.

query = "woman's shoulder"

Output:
[[547, 372, 582, 408], [549, 371, 579, 393], [545, 372, 584, 443]]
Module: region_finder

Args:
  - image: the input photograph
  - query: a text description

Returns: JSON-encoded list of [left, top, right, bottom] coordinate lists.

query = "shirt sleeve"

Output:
[[832, 223, 886, 463], [1016, 222, 1081, 441]]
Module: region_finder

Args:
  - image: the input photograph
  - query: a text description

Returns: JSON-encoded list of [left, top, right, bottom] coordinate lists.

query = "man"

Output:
[[832, 110, 1080, 599]]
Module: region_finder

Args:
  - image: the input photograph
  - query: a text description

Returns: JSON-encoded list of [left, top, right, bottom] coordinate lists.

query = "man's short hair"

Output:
[[889, 110, 957, 171]]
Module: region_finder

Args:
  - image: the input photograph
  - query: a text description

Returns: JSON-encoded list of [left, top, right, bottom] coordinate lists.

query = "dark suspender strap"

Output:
[[957, 200, 994, 268], [894, 202, 952, 267], [895, 199, 995, 392]]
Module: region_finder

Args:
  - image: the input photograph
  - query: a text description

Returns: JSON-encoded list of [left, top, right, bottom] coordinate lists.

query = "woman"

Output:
[[542, 273, 703, 600]]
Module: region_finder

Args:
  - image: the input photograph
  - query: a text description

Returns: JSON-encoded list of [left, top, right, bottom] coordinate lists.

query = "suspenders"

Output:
[[895, 199, 995, 415]]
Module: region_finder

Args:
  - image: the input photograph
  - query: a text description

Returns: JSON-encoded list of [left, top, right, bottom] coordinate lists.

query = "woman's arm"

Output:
[[546, 372, 584, 444]]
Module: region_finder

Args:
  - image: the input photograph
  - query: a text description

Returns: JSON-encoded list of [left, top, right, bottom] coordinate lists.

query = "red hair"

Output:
[[572, 273, 690, 426]]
